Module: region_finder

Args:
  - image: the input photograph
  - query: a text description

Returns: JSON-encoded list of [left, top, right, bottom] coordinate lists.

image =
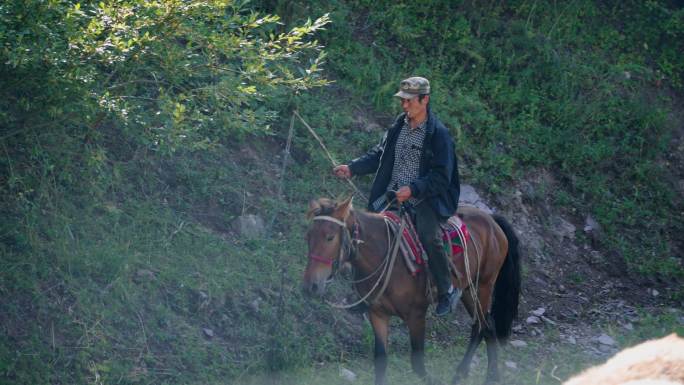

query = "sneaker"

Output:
[[435, 286, 461, 316]]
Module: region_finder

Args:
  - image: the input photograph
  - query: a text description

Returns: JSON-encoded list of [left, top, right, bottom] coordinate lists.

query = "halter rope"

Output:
[[311, 214, 403, 309]]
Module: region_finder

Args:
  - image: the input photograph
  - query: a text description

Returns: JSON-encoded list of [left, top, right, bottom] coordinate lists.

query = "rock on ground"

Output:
[[459, 184, 493, 213]]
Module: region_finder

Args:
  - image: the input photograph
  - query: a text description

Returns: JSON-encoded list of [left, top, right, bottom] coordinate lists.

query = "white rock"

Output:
[[526, 316, 541, 325], [203, 328, 214, 338], [471, 356, 481, 367], [339, 367, 357, 382], [505, 361, 517, 369], [459, 185, 493, 214], [567, 336, 577, 345], [232, 214, 266, 238], [583, 215, 601, 233], [551, 216, 576, 240], [541, 316, 557, 325], [249, 298, 261, 313], [623, 322, 634, 331], [510, 339, 528, 348], [597, 334, 616, 346], [652, 289, 660, 297], [531, 307, 546, 317]]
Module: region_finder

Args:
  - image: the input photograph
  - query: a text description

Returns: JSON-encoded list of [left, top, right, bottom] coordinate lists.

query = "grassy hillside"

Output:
[[306, 0, 684, 277], [1, 1, 682, 384]]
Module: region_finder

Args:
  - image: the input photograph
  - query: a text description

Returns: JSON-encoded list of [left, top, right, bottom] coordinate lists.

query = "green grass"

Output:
[[236, 310, 684, 385]]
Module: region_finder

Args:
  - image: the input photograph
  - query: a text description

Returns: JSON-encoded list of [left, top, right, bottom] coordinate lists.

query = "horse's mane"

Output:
[[306, 198, 338, 219], [306, 197, 381, 221]]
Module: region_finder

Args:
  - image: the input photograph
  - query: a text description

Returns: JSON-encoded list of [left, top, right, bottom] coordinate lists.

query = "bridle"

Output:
[[308, 211, 405, 309], [309, 215, 357, 274]]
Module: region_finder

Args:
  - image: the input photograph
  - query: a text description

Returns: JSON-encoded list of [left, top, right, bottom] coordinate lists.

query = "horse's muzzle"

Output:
[[302, 257, 333, 297], [301, 277, 327, 297]]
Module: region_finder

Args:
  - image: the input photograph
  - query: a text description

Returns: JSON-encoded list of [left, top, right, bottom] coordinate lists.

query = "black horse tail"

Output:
[[491, 215, 522, 341]]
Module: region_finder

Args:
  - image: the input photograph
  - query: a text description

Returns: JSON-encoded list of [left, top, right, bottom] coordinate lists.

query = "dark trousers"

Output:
[[414, 201, 451, 295]]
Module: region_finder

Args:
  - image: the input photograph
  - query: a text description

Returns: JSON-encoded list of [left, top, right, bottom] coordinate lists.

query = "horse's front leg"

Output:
[[408, 310, 443, 385], [369, 310, 390, 385]]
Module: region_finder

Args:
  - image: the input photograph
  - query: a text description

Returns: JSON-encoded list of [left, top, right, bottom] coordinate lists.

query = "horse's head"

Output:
[[302, 196, 353, 297]]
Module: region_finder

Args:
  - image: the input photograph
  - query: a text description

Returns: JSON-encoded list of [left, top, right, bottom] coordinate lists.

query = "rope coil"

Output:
[[325, 213, 405, 309]]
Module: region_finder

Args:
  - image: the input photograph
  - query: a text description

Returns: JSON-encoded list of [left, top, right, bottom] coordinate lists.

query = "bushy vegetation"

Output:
[[1, 1, 333, 383], [1, 0, 682, 384]]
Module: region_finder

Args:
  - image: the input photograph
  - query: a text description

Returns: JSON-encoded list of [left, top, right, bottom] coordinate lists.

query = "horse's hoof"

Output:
[[483, 373, 500, 384]]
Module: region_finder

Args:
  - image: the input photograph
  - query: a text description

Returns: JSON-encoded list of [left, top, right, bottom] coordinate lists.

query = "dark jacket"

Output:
[[348, 109, 460, 218]]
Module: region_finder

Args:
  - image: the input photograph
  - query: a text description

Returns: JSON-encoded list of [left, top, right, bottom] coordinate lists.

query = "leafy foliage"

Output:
[[0, 1, 331, 383], [1, 0, 329, 149]]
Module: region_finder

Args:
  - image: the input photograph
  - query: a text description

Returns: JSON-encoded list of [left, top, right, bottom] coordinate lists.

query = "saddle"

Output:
[[382, 211, 470, 277]]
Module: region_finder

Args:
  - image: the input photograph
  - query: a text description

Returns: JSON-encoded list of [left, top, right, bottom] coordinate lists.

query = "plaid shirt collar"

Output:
[[403, 115, 428, 131]]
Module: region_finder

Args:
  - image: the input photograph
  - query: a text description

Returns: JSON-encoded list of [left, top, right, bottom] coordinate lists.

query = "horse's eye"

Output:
[[326, 234, 335, 242]]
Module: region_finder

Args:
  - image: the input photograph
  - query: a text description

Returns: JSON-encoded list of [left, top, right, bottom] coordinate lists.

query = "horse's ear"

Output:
[[307, 199, 321, 219], [334, 195, 353, 219]]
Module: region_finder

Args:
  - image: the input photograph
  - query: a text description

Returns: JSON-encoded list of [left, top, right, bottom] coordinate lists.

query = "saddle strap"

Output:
[[382, 212, 425, 275]]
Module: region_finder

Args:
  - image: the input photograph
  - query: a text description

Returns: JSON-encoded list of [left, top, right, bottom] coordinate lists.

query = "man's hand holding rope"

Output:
[[395, 186, 412, 202], [333, 165, 352, 179]]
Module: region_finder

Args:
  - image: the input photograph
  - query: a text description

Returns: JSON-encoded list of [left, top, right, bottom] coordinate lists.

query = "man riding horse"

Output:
[[334, 76, 461, 316]]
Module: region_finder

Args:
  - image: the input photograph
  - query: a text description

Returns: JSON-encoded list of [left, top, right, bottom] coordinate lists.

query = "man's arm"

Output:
[[334, 130, 388, 178]]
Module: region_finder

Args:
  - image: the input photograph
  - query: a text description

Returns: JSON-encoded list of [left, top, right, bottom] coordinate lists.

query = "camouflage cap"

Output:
[[394, 76, 430, 99]]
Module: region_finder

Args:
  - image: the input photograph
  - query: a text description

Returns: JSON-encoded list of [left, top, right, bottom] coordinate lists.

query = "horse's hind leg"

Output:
[[455, 313, 500, 384], [369, 310, 390, 385], [452, 321, 483, 384], [462, 285, 500, 385], [482, 313, 500, 383], [452, 289, 483, 384]]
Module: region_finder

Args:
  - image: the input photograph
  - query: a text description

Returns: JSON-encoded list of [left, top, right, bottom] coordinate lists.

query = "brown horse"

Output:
[[302, 197, 521, 385]]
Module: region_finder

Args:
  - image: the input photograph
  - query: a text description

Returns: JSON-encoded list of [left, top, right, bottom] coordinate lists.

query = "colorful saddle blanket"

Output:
[[382, 211, 470, 276], [441, 215, 470, 257]]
